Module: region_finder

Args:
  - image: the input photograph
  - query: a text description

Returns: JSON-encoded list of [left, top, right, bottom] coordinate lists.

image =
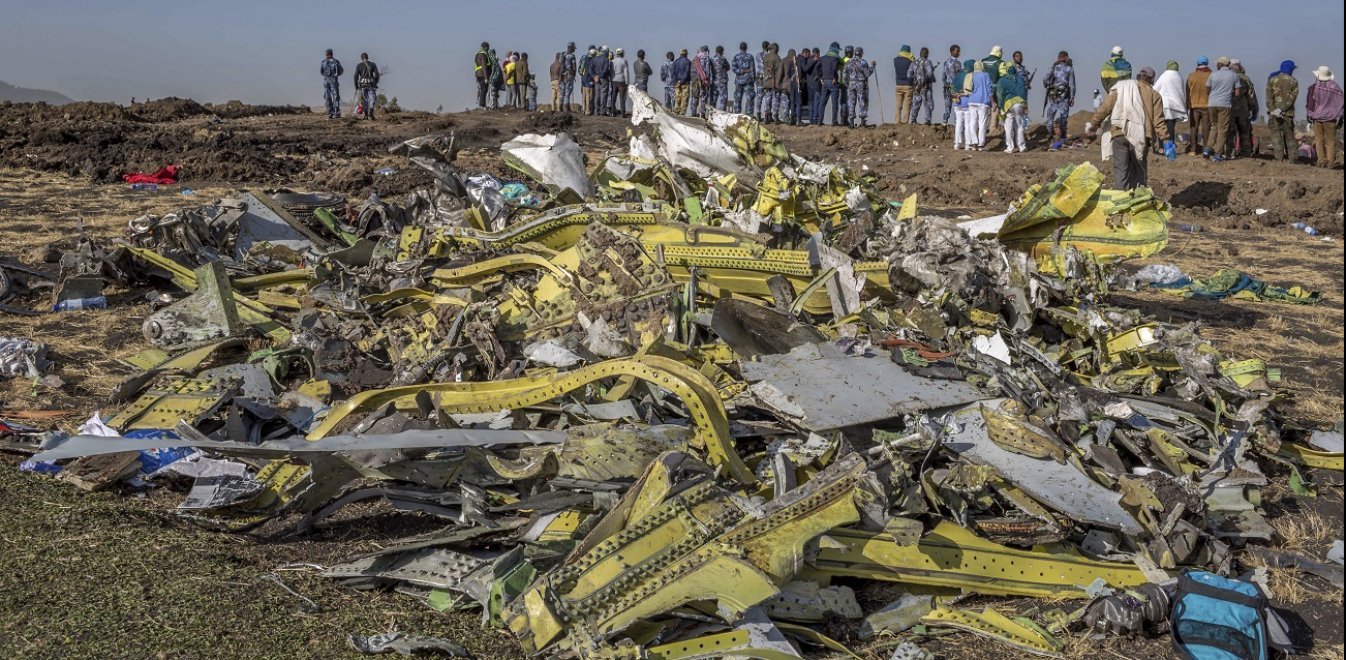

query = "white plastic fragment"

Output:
[[971, 331, 1011, 365], [523, 340, 583, 368]]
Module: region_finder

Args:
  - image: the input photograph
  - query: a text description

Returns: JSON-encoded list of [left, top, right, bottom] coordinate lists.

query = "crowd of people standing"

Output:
[[460, 40, 1342, 170]]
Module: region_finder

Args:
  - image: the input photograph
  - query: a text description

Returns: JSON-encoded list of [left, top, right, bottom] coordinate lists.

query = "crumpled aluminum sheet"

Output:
[[629, 87, 750, 181], [741, 342, 986, 431], [501, 132, 594, 199], [940, 400, 1144, 535]]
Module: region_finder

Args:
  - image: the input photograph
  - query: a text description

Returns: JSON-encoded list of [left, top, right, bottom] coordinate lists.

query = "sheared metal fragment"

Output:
[[106, 376, 236, 430], [742, 343, 985, 431], [503, 451, 877, 655], [764, 581, 862, 622], [141, 261, 240, 350], [501, 132, 594, 199], [308, 354, 753, 484], [811, 521, 1150, 597], [941, 400, 1143, 535], [921, 606, 1065, 657]]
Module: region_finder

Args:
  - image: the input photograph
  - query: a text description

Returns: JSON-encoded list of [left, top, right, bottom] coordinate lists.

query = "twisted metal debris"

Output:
[[14, 88, 1340, 658]]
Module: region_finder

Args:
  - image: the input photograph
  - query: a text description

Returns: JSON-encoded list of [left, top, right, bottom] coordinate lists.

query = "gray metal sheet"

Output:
[[740, 343, 985, 431], [942, 400, 1144, 535], [232, 192, 321, 261]]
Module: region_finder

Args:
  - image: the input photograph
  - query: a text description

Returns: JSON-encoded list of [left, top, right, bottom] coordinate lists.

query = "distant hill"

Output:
[[0, 80, 74, 105]]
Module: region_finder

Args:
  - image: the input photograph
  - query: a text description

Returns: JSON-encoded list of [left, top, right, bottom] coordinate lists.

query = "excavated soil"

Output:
[[2, 102, 1340, 232]]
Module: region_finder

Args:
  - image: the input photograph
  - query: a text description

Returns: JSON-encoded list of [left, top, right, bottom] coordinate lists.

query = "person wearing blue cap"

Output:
[[1265, 60, 1299, 160], [893, 45, 915, 123], [1185, 56, 1213, 153]]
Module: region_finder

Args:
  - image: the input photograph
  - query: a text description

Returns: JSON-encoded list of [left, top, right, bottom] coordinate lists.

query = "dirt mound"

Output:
[[132, 97, 209, 121], [0, 101, 1340, 233], [206, 100, 312, 119], [0, 100, 137, 123], [526, 111, 578, 132]]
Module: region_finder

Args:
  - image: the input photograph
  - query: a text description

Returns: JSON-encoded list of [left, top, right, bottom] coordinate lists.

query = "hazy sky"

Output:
[[6, 0, 1343, 120]]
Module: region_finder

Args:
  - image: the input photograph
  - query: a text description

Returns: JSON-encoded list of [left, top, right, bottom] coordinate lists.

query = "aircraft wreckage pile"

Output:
[[14, 90, 1341, 658]]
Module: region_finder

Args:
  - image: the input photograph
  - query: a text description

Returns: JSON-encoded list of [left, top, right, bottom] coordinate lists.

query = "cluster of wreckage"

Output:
[[9, 89, 1342, 658]]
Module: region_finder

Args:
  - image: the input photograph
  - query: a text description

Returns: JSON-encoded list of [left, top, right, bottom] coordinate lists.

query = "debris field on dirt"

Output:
[[1, 89, 1342, 659]]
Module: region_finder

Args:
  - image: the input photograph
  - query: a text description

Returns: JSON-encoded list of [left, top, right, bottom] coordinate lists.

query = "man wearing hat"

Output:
[[1101, 46, 1131, 93], [1185, 56, 1213, 153], [1205, 56, 1241, 160], [1265, 61, 1299, 161], [1306, 66, 1343, 167], [561, 43, 578, 112], [846, 46, 872, 127], [893, 45, 916, 123]]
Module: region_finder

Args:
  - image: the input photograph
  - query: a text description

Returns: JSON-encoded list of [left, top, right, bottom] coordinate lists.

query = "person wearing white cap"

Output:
[[1205, 56, 1241, 160], [1101, 46, 1132, 93], [1306, 66, 1343, 167]]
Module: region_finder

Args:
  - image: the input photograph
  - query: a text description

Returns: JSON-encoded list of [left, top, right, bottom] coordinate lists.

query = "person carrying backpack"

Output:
[[354, 53, 380, 120]]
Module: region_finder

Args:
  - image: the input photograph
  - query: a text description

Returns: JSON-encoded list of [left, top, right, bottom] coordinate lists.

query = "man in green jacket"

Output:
[[1265, 60, 1299, 161]]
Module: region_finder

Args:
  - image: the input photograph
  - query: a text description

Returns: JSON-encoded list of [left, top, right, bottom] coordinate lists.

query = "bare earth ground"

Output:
[[0, 107, 1342, 659]]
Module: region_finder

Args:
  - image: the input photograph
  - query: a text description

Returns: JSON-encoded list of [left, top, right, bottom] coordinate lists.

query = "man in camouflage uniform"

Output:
[[840, 45, 854, 126], [1265, 60, 1299, 161], [942, 45, 962, 124], [1228, 60, 1256, 157], [561, 43, 577, 112], [488, 49, 504, 109], [846, 47, 871, 127], [755, 41, 770, 119], [910, 47, 937, 124], [321, 49, 344, 119], [712, 46, 731, 111], [1042, 51, 1076, 147], [732, 43, 756, 114]]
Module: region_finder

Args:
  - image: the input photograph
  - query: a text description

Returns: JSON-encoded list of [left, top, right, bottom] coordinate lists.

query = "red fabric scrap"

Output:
[[122, 164, 179, 185]]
